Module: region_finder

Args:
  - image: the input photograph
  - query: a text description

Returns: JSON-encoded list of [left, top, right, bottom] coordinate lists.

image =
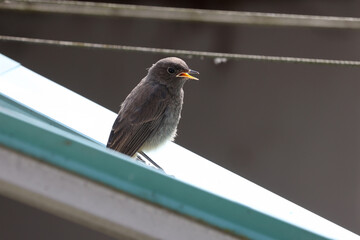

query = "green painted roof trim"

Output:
[[0, 97, 328, 240], [0, 93, 100, 143]]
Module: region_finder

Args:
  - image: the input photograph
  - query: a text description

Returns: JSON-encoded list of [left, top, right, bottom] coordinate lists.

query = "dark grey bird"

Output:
[[106, 57, 199, 169]]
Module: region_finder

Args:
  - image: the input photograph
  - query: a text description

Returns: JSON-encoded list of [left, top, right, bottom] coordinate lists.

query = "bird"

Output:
[[106, 57, 199, 169]]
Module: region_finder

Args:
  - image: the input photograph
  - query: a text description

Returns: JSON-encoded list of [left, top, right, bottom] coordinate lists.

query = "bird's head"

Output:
[[147, 57, 199, 88]]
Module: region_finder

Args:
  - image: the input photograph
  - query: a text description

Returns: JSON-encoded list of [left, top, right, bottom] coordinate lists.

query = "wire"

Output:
[[1, 35, 360, 67], [1, 0, 360, 29]]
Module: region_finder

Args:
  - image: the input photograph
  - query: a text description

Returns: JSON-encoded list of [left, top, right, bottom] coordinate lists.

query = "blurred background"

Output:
[[0, 0, 359, 238]]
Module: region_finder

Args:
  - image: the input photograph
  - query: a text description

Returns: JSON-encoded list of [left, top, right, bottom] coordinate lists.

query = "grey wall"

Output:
[[1, 0, 359, 237]]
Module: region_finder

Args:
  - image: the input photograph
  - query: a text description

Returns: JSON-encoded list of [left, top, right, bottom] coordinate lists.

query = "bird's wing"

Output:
[[106, 83, 169, 157]]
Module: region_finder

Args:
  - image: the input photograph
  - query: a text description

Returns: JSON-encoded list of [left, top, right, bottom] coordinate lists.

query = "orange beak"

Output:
[[176, 69, 199, 80]]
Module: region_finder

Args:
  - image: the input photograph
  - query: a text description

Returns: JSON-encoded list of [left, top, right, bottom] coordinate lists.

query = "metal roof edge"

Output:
[[0, 92, 99, 143], [0, 100, 328, 240]]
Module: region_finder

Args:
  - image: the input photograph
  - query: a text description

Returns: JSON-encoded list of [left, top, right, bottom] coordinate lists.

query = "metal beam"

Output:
[[1, 0, 360, 29], [0, 146, 240, 240]]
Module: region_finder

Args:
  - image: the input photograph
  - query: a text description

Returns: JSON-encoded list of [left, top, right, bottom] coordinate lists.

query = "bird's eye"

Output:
[[167, 67, 175, 74]]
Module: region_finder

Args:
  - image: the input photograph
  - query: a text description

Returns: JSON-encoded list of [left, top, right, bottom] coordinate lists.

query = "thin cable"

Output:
[[1, 0, 360, 29], [1, 35, 359, 67]]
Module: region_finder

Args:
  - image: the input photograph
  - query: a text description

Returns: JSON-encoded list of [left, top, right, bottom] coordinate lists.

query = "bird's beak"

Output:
[[176, 69, 199, 80]]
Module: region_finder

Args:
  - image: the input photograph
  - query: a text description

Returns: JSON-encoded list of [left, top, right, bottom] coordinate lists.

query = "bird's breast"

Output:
[[142, 90, 184, 151]]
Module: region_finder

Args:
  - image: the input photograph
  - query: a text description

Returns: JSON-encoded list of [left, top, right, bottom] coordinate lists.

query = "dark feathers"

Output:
[[106, 82, 170, 156], [106, 57, 198, 159]]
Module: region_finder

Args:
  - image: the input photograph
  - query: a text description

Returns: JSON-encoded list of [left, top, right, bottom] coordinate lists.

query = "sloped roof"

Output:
[[0, 53, 358, 240]]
